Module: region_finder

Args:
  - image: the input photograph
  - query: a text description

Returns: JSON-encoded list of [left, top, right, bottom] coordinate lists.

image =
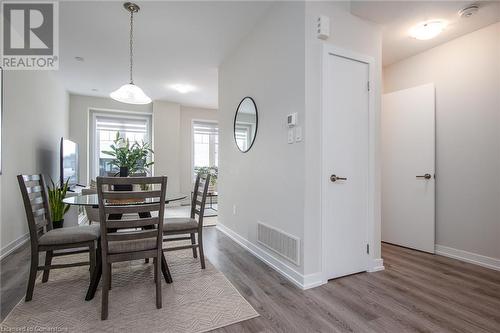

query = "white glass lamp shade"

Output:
[[110, 83, 152, 104]]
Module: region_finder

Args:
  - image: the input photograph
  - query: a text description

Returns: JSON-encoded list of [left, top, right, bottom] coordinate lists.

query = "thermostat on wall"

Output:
[[287, 113, 297, 127]]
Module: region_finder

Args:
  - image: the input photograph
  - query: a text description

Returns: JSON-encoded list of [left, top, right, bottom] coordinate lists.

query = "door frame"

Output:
[[320, 44, 377, 282]]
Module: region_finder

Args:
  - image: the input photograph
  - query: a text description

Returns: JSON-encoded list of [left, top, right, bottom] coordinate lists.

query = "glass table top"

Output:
[[63, 193, 187, 207]]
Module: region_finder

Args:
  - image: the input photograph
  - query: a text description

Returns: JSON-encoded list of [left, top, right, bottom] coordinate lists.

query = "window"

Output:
[[234, 124, 252, 152], [192, 121, 218, 178], [90, 111, 152, 180]]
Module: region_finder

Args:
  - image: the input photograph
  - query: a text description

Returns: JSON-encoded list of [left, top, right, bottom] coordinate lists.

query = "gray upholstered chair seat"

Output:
[[163, 217, 198, 231], [108, 237, 157, 254], [38, 225, 100, 246]]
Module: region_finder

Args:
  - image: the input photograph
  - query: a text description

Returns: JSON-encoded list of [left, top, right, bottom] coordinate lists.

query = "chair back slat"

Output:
[[103, 176, 165, 185], [17, 174, 52, 244], [107, 229, 158, 242], [105, 217, 158, 229], [190, 173, 211, 226], [30, 196, 44, 205], [32, 208, 47, 218], [102, 190, 162, 200], [104, 203, 161, 215], [34, 217, 48, 229], [21, 174, 41, 182], [97, 176, 167, 261], [25, 185, 43, 194], [31, 202, 45, 212]]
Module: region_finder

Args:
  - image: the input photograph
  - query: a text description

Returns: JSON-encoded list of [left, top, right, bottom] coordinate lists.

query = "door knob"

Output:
[[416, 174, 432, 180], [330, 174, 347, 182]]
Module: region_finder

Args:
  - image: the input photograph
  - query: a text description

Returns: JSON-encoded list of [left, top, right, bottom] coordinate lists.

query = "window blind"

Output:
[[95, 116, 148, 134], [193, 121, 218, 135]]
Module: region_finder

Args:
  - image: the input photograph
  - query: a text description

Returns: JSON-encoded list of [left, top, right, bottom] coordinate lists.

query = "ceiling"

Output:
[[351, 1, 500, 66], [58, 1, 272, 109], [58, 1, 500, 107]]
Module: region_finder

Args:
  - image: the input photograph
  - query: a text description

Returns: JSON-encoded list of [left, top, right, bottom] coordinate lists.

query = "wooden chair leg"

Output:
[[101, 261, 109, 320], [89, 242, 96, 280], [153, 257, 157, 283], [42, 250, 53, 283], [190, 233, 197, 258], [198, 230, 206, 269], [25, 249, 38, 301], [108, 263, 112, 290], [156, 253, 162, 309]]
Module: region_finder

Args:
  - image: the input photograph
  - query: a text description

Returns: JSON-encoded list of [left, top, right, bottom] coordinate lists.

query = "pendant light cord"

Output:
[[129, 10, 134, 84]]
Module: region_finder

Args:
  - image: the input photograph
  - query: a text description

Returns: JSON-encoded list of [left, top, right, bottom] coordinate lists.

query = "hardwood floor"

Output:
[[2, 228, 500, 332]]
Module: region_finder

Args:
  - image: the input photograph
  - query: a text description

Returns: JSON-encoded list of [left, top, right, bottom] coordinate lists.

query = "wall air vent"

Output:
[[257, 222, 300, 265]]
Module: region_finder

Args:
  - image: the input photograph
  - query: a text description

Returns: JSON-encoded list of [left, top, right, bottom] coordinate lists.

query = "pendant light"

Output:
[[110, 2, 152, 104]]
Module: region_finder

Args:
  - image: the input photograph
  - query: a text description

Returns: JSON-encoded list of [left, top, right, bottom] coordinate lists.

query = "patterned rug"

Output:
[[1, 247, 258, 332]]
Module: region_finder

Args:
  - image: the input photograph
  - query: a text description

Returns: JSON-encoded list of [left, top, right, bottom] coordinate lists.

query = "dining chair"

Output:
[[163, 173, 210, 269], [17, 174, 100, 301], [96, 176, 167, 320]]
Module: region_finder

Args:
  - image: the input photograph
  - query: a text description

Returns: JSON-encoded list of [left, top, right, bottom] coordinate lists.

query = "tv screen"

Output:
[[60, 138, 79, 188]]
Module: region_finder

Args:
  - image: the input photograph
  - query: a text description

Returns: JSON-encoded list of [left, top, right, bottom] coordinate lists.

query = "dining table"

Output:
[[63, 193, 187, 301]]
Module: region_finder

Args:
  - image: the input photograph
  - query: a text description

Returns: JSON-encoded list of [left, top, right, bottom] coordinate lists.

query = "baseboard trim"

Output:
[[368, 258, 385, 272], [302, 272, 324, 289], [216, 224, 324, 290], [435, 244, 500, 271], [1, 232, 30, 261]]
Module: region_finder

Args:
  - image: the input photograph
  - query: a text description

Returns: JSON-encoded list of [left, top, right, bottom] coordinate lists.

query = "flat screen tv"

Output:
[[60, 138, 79, 188]]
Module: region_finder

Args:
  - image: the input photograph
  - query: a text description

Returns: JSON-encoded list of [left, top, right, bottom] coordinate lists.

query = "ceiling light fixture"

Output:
[[170, 83, 196, 94], [110, 2, 152, 105], [409, 20, 447, 40]]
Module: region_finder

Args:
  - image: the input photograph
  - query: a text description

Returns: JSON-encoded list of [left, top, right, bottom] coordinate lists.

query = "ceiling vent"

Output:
[[458, 5, 479, 18]]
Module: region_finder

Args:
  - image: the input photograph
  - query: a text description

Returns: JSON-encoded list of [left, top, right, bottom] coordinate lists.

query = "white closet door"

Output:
[[382, 83, 435, 253], [323, 52, 370, 280]]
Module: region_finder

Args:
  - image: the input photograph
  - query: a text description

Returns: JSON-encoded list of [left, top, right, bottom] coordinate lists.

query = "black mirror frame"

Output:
[[233, 96, 258, 153]]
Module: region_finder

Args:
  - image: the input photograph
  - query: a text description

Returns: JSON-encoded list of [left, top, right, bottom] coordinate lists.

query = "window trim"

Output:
[[89, 109, 152, 181], [191, 119, 218, 183]]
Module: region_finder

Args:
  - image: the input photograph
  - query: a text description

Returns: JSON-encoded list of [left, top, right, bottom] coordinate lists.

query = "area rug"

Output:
[[1, 247, 258, 332]]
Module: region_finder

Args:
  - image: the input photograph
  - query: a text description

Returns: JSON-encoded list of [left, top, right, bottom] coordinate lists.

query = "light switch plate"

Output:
[[288, 128, 294, 144], [295, 126, 303, 142]]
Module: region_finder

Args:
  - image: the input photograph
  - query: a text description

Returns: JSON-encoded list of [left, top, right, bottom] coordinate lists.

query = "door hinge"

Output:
[[367, 81, 370, 91], [366, 244, 370, 254]]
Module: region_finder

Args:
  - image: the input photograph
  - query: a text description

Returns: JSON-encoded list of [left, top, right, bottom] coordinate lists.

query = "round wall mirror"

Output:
[[234, 97, 258, 153]]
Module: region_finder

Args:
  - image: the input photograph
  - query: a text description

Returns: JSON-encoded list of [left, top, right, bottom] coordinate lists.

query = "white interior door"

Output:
[[323, 52, 370, 280], [382, 83, 435, 253]]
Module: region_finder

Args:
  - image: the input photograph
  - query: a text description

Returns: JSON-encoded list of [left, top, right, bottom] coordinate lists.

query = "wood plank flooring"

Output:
[[2, 227, 499, 332]]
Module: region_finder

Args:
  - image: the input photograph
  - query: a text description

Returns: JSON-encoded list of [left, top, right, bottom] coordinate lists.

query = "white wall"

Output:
[[383, 22, 500, 261], [69, 94, 152, 184], [1, 71, 69, 256], [179, 106, 217, 196], [152, 101, 181, 195], [218, 1, 383, 287], [304, 1, 383, 275], [218, 1, 307, 277]]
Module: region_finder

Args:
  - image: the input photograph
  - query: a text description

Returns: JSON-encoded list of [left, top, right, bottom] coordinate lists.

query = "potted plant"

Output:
[[194, 166, 218, 193], [48, 178, 70, 229], [102, 132, 154, 177]]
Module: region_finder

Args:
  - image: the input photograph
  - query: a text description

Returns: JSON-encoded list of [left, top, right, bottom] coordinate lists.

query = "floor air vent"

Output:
[[257, 222, 300, 265]]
